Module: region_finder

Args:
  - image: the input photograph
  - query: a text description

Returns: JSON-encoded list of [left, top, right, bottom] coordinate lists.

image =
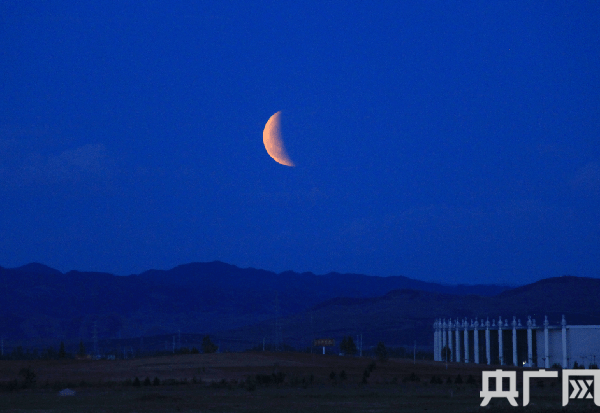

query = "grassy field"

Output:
[[0, 352, 590, 412]]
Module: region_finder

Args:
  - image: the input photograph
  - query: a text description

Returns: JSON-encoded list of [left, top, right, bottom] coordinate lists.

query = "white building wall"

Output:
[[536, 329, 563, 368], [567, 327, 600, 368], [536, 326, 600, 368]]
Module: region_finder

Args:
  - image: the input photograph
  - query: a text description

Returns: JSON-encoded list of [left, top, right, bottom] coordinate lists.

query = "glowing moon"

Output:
[[263, 111, 295, 167]]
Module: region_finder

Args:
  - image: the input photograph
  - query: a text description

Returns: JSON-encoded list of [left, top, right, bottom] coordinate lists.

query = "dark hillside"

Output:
[[0, 261, 508, 343]]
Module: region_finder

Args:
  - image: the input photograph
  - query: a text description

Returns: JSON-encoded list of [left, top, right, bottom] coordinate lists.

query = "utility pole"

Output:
[[93, 321, 98, 356], [274, 292, 281, 351], [311, 314, 314, 355], [360, 334, 363, 357], [414, 340, 416, 364]]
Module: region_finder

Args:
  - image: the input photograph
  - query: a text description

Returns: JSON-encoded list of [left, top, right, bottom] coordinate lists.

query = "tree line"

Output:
[[0, 336, 220, 360]]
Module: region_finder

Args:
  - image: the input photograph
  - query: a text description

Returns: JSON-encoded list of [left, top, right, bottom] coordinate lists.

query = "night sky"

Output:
[[1, 2, 599, 285]]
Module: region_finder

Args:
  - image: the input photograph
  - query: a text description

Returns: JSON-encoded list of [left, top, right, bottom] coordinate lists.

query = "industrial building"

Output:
[[433, 315, 600, 368]]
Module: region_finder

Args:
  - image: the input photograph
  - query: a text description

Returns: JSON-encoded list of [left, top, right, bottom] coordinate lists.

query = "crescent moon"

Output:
[[263, 111, 295, 167]]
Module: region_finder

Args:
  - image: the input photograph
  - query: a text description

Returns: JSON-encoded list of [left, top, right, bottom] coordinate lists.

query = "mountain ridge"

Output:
[[213, 275, 600, 351], [0, 261, 510, 342], [2, 261, 594, 353]]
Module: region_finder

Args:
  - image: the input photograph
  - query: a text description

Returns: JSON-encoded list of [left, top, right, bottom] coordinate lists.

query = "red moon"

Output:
[[263, 111, 295, 167]]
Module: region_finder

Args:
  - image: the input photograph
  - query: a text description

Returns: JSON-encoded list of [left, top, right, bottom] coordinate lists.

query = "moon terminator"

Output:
[[263, 111, 295, 167]]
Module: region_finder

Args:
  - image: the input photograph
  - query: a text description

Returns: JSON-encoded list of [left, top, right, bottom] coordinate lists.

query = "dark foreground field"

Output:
[[0, 352, 590, 412]]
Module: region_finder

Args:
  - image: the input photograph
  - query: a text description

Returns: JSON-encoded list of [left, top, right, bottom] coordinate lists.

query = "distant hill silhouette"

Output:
[[0, 261, 509, 343], [15, 262, 63, 277], [6, 263, 599, 354], [214, 275, 600, 351]]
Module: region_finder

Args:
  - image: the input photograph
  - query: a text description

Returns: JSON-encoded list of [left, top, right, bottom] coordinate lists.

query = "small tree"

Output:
[[375, 342, 388, 362], [19, 367, 36, 389], [441, 345, 452, 362], [58, 342, 66, 359], [202, 336, 218, 354], [340, 336, 357, 356], [78, 340, 86, 357]]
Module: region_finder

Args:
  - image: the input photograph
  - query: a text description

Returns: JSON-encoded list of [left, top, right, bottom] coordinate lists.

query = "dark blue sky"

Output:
[[1, 1, 598, 285]]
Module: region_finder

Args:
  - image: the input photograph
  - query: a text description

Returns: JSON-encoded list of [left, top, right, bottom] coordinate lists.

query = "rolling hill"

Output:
[[0, 261, 509, 343], [213, 276, 600, 351]]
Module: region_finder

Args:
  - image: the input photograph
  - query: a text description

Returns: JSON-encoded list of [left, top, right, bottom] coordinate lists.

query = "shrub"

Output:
[[329, 371, 336, 381], [402, 372, 420, 383], [340, 336, 357, 356], [19, 367, 36, 389], [153, 377, 160, 386], [143, 377, 151, 386], [446, 376, 453, 384], [255, 372, 285, 385], [274, 371, 285, 384], [455, 374, 463, 384], [245, 376, 256, 391], [339, 370, 347, 381], [202, 336, 218, 354], [430, 375, 443, 384], [58, 342, 67, 359], [367, 361, 377, 372], [6, 379, 19, 391], [255, 374, 271, 385], [375, 342, 388, 362], [133, 377, 141, 387]]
